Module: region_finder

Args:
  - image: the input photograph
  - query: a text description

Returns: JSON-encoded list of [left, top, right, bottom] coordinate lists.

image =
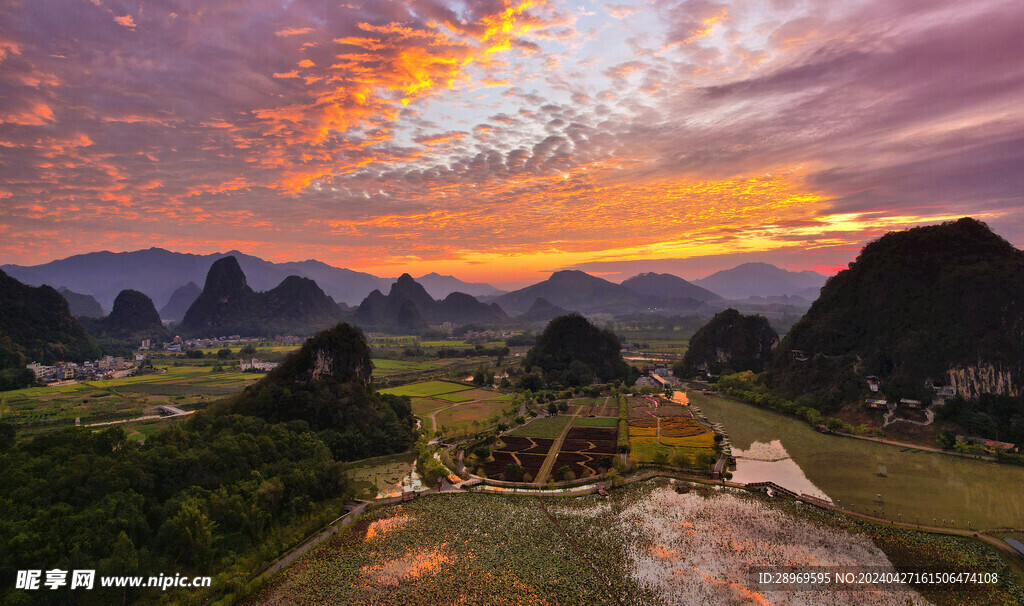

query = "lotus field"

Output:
[[251, 480, 1023, 605]]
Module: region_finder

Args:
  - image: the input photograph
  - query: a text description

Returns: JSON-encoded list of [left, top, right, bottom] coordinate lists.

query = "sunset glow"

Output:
[[2, 0, 1022, 282]]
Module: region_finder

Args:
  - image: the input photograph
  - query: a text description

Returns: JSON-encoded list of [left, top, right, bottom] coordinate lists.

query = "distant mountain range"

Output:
[[3, 248, 836, 332], [693, 262, 827, 300], [352, 274, 506, 333], [180, 257, 347, 337], [2, 248, 506, 312]]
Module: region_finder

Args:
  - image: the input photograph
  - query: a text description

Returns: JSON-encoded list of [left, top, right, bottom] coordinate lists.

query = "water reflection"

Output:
[[729, 440, 832, 503]]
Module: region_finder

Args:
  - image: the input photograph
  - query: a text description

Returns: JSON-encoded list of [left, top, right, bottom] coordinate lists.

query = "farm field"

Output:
[[433, 399, 515, 437], [378, 381, 474, 398], [626, 395, 717, 467], [553, 425, 618, 480], [344, 452, 418, 500], [508, 415, 571, 439], [689, 390, 1024, 530], [197, 344, 301, 355], [251, 480, 1023, 605], [410, 398, 451, 416], [370, 358, 444, 376], [0, 367, 259, 429], [573, 416, 617, 427], [480, 436, 555, 480]]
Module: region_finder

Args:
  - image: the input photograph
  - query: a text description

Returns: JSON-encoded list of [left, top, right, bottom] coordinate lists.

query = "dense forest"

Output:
[[523, 313, 638, 387], [0, 323, 416, 604]]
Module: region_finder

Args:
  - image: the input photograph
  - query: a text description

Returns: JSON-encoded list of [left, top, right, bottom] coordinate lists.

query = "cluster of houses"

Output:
[[862, 376, 959, 410], [27, 355, 137, 383], [634, 366, 678, 390], [239, 358, 278, 372]]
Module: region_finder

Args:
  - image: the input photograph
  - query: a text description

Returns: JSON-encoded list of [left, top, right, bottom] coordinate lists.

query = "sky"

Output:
[[1, 0, 1022, 286]]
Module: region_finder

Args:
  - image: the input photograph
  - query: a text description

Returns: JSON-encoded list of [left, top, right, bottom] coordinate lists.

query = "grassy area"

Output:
[[433, 392, 475, 403], [370, 358, 443, 376], [378, 380, 474, 398], [410, 398, 452, 416], [435, 399, 515, 436], [574, 417, 618, 427], [569, 397, 606, 406], [344, 452, 417, 500], [509, 415, 571, 438], [1, 368, 260, 429], [689, 389, 1024, 530]]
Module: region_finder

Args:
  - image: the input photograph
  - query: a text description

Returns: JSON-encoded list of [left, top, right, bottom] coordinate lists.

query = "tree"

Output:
[[504, 463, 524, 482], [217, 348, 232, 359], [240, 343, 257, 356], [557, 464, 573, 481], [936, 430, 956, 450], [547, 403, 558, 415], [557, 401, 569, 413], [163, 500, 216, 567]]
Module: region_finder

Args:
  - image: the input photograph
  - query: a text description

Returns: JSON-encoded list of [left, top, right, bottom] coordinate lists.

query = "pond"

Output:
[[689, 390, 1024, 530]]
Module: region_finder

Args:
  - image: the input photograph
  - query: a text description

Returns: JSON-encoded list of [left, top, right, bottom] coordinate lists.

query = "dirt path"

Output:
[[427, 402, 460, 433], [534, 408, 582, 485]]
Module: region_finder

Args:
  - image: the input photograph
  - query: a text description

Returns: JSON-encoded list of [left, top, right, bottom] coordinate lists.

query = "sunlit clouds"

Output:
[[1, 0, 1022, 283]]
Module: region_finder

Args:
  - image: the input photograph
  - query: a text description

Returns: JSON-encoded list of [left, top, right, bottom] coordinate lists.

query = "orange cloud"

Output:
[[114, 15, 136, 29], [1, 102, 55, 126], [276, 27, 314, 37]]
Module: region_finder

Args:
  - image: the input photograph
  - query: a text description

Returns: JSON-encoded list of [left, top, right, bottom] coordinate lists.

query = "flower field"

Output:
[[251, 480, 1023, 605], [626, 396, 717, 466]]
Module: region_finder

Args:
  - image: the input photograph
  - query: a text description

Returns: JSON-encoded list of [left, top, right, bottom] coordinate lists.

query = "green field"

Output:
[[573, 416, 618, 427], [689, 390, 1024, 530], [434, 399, 515, 436], [378, 381, 474, 398], [569, 397, 606, 407], [508, 415, 571, 438], [433, 392, 474, 403], [1, 367, 260, 429], [410, 398, 453, 416], [370, 358, 443, 376]]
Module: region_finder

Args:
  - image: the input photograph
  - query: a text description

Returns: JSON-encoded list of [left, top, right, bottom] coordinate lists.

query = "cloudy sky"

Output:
[[1, 0, 1022, 285]]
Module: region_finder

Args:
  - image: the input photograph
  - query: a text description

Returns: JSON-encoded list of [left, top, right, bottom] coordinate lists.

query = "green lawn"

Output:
[[573, 417, 618, 427], [508, 415, 571, 438], [378, 381, 474, 398]]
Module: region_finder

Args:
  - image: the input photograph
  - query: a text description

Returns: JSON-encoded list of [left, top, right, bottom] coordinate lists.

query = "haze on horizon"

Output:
[[1, 0, 1022, 285]]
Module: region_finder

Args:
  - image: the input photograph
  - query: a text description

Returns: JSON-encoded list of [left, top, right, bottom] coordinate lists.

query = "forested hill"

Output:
[[676, 309, 778, 377], [769, 218, 1024, 407], [523, 313, 638, 387], [0, 270, 100, 390], [0, 323, 416, 604], [228, 323, 416, 460]]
